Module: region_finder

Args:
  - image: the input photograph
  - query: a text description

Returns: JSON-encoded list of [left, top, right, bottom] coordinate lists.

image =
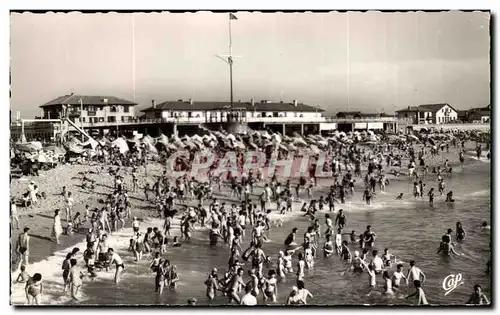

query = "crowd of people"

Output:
[[11, 130, 491, 306]]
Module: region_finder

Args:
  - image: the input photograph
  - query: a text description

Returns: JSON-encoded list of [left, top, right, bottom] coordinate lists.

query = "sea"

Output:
[[10, 150, 491, 306]]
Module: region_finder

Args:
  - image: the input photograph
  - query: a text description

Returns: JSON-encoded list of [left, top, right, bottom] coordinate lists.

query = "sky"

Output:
[[10, 11, 490, 118]]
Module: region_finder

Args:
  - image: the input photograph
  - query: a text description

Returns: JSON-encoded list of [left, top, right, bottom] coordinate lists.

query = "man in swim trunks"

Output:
[[362, 225, 376, 249], [370, 250, 384, 275], [335, 209, 347, 229], [108, 248, 124, 284]]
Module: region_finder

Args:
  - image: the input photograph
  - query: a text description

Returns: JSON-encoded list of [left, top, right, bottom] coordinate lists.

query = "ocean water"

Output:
[[11, 153, 491, 306]]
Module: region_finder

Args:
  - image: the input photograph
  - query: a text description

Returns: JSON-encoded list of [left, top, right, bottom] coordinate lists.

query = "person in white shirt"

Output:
[[407, 260, 426, 288], [132, 217, 140, 234], [108, 248, 124, 283], [370, 250, 384, 275], [11, 199, 19, 230], [65, 192, 75, 223], [296, 280, 313, 305], [240, 284, 258, 306], [69, 259, 84, 300]]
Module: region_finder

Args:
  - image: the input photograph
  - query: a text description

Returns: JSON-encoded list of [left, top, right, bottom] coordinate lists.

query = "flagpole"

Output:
[[228, 14, 234, 111]]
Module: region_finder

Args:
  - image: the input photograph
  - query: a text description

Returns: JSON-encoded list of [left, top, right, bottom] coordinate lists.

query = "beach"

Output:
[[10, 141, 491, 305]]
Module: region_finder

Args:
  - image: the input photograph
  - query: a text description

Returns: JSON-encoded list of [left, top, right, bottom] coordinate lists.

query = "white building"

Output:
[[396, 103, 458, 125], [141, 99, 325, 124]]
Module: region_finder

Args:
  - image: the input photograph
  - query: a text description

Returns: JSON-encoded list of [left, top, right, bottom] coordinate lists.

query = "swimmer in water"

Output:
[[396, 193, 403, 200], [406, 280, 428, 305], [437, 236, 462, 256], [340, 241, 352, 266], [351, 251, 364, 273], [392, 264, 408, 289], [284, 228, 298, 247], [370, 250, 384, 275], [480, 221, 491, 229], [361, 260, 377, 288], [466, 284, 490, 305], [383, 270, 394, 295], [382, 248, 396, 268], [323, 234, 334, 258], [407, 261, 426, 288], [456, 222, 466, 241]]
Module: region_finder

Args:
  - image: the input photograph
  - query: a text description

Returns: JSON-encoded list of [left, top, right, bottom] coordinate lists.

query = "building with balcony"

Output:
[[141, 99, 324, 122], [396, 103, 458, 125], [40, 94, 137, 124]]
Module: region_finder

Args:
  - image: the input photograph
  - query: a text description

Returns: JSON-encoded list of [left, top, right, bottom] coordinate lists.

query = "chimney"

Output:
[[293, 100, 298, 107], [408, 106, 411, 110], [189, 98, 193, 105], [251, 98, 254, 106], [152, 100, 156, 109]]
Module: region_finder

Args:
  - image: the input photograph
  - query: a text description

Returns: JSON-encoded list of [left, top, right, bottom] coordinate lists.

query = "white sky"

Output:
[[10, 11, 490, 117]]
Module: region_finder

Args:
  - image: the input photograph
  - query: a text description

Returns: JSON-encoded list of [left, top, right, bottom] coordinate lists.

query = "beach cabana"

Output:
[[111, 138, 130, 154]]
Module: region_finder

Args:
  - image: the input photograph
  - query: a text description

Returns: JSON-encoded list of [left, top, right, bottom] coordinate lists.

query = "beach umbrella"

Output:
[[293, 137, 307, 146], [279, 144, 289, 151], [309, 144, 320, 154], [317, 140, 328, 147], [28, 141, 43, 151], [44, 145, 66, 155], [287, 143, 297, 151], [15, 143, 38, 153]]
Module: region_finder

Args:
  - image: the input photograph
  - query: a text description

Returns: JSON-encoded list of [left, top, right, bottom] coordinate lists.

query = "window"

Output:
[[99, 117, 105, 122], [107, 116, 116, 122], [155, 112, 162, 118], [188, 112, 192, 118], [110, 106, 117, 113], [123, 106, 130, 113], [81, 117, 86, 123]]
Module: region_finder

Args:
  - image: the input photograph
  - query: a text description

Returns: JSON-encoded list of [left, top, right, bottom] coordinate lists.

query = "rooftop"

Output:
[[141, 100, 324, 112], [40, 94, 137, 108], [396, 103, 457, 113]]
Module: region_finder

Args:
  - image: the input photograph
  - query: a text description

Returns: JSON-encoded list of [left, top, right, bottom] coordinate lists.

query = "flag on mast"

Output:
[[229, 13, 238, 20]]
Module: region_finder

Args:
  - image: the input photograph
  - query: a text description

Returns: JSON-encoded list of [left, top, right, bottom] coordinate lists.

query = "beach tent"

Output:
[[111, 137, 130, 154]]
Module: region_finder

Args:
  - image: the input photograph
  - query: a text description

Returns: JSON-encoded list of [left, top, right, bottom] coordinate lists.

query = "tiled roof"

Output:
[[40, 94, 137, 107], [469, 110, 490, 117], [396, 103, 457, 113], [141, 100, 324, 112], [417, 103, 449, 112]]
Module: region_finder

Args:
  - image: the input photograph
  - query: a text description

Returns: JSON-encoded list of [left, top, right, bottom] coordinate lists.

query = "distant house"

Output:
[[395, 103, 458, 124], [468, 110, 490, 123]]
